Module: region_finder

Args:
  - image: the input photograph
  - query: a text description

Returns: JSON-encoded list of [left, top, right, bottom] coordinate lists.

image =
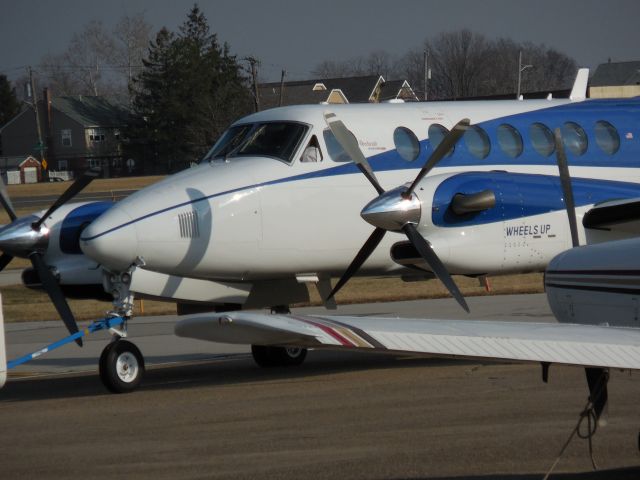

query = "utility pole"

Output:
[[516, 50, 533, 99], [423, 50, 430, 101], [28, 67, 47, 173], [245, 57, 261, 112], [279, 69, 286, 107]]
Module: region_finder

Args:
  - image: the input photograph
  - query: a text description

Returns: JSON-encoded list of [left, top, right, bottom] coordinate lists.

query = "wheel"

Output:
[[251, 345, 307, 367], [99, 340, 145, 393]]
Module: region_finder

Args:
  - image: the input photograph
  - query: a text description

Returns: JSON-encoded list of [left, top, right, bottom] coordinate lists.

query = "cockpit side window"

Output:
[[235, 122, 308, 163], [300, 135, 323, 163]]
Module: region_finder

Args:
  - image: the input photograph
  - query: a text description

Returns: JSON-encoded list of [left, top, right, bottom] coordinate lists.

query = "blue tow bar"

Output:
[[7, 316, 126, 369]]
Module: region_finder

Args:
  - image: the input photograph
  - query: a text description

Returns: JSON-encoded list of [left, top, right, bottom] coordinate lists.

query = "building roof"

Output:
[[52, 96, 129, 127], [259, 83, 330, 110], [0, 155, 35, 169], [258, 75, 417, 109], [590, 61, 640, 87], [378, 80, 419, 102], [320, 75, 382, 103]]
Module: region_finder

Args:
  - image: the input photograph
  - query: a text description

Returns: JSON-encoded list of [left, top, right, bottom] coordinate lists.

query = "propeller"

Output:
[[0, 168, 101, 346], [554, 131, 607, 424], [554, 128, 580, 247], [324, 112, 385, 195], [324, 112, 470, 312]]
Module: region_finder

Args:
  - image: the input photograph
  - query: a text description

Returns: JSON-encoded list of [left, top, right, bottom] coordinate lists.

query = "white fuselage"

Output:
[[75, 99, 640, 301]]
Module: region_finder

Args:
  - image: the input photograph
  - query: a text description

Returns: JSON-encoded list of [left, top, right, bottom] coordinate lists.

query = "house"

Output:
[[0, 91, 130, 179], [589, 60, 640, 98], [257, 75, 418, 110], [0, 155, 42, 184]]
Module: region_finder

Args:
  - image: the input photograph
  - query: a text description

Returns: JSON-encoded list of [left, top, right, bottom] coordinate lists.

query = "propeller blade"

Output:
[[402, 223, 469, 313], [30, 253, 82, 346], [404, 118, 470, 198], [32, 168, 101, 231], [326, 227, 386, 301], [554, 128, 579, 247], [0, 253, 13, 272], [0, 178, 17, 221], [324, 112, 385, 195]]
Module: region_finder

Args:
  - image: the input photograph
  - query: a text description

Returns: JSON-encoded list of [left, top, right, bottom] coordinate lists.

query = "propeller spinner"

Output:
[[324, 113, 470, 312], [0, 168, 101, 346]]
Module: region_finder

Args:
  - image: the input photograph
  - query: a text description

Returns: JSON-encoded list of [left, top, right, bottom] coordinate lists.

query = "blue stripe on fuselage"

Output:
[[432, 172, 640, 227]]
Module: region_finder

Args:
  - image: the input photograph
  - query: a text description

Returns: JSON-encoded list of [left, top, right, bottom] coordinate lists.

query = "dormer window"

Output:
[[312, 83, 327, 91]]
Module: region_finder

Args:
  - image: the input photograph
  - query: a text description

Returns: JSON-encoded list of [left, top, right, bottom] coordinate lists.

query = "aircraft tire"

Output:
[[251, 345, 307, 367], [99, 340, 145, 393]]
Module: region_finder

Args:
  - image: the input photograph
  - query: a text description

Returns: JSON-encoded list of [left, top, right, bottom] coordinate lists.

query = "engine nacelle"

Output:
[[402, 171, 640, 276], [545, 237, 640, 328]]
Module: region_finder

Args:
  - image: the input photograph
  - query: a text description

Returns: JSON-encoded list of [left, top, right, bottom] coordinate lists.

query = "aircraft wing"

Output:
[[175, 312, 640, 370], [584, 197, 640, 234]]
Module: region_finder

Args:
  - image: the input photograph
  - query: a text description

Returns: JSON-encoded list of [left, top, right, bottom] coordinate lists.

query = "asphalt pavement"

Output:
[[2, 295, 640, 479]]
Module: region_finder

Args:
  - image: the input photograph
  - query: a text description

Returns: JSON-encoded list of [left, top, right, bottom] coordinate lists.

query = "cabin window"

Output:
[[497, 124, 523, 158], [323, 128, 353, 162], [529, 123, 555, 157], [463, 125, 490, 159], [428, 124, 454, 156], [562, 122, 588, 156], [594, 120, 620, 155], [393, 127, 420, 162], [61, 129, 72, 147]]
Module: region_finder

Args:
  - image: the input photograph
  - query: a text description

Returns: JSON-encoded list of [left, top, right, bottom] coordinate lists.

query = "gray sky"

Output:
[[1, 0, 639, 83]]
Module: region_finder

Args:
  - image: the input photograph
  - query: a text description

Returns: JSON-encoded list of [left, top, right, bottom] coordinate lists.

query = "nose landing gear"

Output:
[[99, 267, 145, 393], [99, 339, 145, 393]]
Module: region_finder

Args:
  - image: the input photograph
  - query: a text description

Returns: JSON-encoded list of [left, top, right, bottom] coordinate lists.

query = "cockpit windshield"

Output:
[[203, 124, 253, 160], [203, 122, 308, 163]]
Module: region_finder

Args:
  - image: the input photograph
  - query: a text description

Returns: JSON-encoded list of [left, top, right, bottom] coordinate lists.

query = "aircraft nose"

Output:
[[80, 207, 139, 271]]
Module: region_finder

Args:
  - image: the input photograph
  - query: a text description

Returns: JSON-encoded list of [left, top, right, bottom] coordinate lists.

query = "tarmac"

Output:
[[2, 294, 640, 479]]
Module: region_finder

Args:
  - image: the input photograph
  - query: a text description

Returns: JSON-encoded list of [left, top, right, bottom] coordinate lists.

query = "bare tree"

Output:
[[312, 50, 403, 79], [366, 50, 393, 77], [36, 15, 152, 101], [38, 52, 82, 96], [426, 30, 492, 99], [313, 29, 577, 100], [483, 37, 520, 95], [113, 13, 153, 93], [64, 20, 117, 96]]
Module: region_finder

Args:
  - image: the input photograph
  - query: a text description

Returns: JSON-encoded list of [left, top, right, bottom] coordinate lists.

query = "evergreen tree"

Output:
[[127, 5, 252, 173], [0, 75, 21, 128]]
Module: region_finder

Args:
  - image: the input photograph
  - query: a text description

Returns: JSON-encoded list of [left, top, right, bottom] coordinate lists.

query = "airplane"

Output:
[[2, 68, 640, 392], [173, 155, 640, 446]]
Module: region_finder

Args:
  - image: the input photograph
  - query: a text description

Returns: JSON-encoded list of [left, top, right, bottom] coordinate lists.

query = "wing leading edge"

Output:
[[175, 313, 640, 370]]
